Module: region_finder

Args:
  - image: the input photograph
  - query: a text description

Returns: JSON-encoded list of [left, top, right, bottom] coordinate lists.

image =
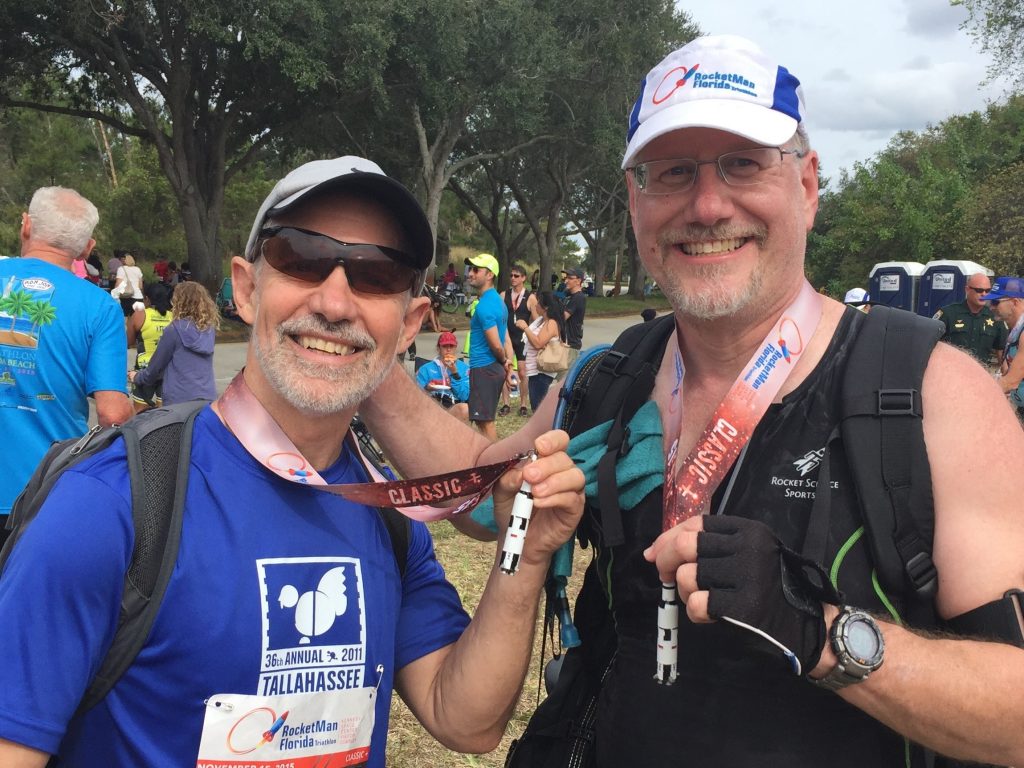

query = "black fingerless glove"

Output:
[[696, 515, 843, 675]]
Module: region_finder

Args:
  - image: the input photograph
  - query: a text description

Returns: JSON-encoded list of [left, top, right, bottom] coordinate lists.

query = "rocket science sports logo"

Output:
[[768, 448, 838, 500], [257, 557, 368, 697]]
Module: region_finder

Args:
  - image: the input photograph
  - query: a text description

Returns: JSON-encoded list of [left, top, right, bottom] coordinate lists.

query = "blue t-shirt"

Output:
[[469, 288, 507, 367], [0, 407, 469, 766], [0, 257, 127, 513]]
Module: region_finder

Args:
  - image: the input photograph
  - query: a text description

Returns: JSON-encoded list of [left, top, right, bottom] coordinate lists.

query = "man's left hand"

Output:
[[645, 515, 841, 675]]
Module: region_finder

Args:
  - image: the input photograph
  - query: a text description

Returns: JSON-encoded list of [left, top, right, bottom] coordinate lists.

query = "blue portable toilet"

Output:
[[916, 260, 993, 317], [868, 262, 926, 311]]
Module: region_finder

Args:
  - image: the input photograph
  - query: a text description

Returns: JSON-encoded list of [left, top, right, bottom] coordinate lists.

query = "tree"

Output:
[[956, 160, 1024, 275], [376, 0, 560, 244], [0, 0, 387, 290], [956, 0, 1024, 89]]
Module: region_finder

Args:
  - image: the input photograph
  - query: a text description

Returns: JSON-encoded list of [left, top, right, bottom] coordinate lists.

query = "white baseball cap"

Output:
[[623, 35, 806, 169], [244, 156, 434, 269]]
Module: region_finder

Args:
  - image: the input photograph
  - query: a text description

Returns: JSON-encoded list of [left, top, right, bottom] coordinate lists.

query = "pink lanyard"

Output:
[[654, 280, 822, 685], [662, 280, 822, 527], [216, 372, 521, 522]]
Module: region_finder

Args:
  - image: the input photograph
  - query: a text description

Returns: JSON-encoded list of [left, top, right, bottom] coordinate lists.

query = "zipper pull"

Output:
[[69, 424, 104, 456]]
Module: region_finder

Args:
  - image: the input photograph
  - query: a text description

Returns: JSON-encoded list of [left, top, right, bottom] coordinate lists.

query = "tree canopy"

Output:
[[807, 94, 1024, 292], [0, 0, 695, 294]]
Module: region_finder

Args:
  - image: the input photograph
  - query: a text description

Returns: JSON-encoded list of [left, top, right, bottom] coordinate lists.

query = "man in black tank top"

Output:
[[500, 264, 532, 416], [359, 34, 1024, 768]]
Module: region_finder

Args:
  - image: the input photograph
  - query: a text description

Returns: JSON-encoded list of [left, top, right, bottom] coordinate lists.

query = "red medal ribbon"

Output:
[[662, 280, 823, 530], [217, 371, 522, 521]]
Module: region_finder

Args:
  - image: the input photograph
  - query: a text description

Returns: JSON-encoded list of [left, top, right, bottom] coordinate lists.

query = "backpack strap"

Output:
[[1, 428, 115, 568], [378, 507, 411, 581], [79, 400, 207, 713], [559, 315, 675, 547], [840, 306, 943, 604]]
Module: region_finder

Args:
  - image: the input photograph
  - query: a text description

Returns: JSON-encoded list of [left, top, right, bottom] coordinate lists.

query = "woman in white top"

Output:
[[111, 253, 145, 317], [515, 290, 566, 414]]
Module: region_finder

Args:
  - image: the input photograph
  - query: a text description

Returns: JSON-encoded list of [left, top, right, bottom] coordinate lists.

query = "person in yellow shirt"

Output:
[[127, 283, 174, 412]]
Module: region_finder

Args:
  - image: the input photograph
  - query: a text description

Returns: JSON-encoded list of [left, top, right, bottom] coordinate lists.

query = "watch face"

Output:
[[846, 618, 881, 661]]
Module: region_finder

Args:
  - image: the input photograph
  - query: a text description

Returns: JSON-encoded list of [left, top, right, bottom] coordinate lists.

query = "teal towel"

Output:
[[468, 400, 665, 534], [568, 399, 665, 509]]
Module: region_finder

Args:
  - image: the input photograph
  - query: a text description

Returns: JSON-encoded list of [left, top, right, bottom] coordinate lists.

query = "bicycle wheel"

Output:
[[440, 293, 460, 313]]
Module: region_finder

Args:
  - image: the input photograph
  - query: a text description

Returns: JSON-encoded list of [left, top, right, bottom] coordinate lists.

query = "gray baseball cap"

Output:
[[244, 156, 434, 269]]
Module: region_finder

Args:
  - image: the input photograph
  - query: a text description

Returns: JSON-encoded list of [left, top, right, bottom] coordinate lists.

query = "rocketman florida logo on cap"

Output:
[[652, 63, 759, 105]]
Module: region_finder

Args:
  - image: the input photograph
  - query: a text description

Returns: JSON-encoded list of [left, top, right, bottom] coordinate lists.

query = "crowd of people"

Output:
[[1, 30, 1023, 768], [0, 185, 225, 552], [411, 256, 587, 428]]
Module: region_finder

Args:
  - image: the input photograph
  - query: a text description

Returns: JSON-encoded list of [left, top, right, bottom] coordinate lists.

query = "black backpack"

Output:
[[506, 306, 944, 768], [0, 401, 410, 718]]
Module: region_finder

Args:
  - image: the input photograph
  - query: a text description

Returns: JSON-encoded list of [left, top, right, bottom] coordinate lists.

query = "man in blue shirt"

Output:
[[0, 159, 584, 767], [465, 253, 513, 440], [0, 187, 132, 545]]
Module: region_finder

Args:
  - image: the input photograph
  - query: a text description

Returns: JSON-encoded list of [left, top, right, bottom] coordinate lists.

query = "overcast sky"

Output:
[[681, 0, 1007, 184]]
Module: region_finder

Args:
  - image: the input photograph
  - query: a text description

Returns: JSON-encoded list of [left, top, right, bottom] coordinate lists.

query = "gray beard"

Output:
[[662, 261, 765, 322], [253, 314, 390, 415]]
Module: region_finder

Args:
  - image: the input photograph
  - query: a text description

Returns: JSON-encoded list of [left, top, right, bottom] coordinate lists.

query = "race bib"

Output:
[[197, 687, 376, 767]]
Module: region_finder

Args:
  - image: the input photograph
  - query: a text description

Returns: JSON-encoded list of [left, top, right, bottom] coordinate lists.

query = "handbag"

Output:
[[537, 339, 570, 373]]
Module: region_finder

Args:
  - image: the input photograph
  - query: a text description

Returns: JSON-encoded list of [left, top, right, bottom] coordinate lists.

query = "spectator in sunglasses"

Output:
[[933, 273, 1006, 365], [0, 157, 584, 767], [983, 276, 1024, 415]]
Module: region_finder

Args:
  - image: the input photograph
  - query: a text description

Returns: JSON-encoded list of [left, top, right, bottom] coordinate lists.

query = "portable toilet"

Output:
[[916, 260, 994, 317], [868, 262, 926, 311]]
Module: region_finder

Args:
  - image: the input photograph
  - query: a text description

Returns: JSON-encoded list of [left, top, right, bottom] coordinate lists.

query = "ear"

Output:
[[80, 238, 96, 260], [231, 256, 258, 325], [398, 295, 431, 354], [800, 150, 820, 231], [20, 212, 31, 243], [625, 170, 641, 233]]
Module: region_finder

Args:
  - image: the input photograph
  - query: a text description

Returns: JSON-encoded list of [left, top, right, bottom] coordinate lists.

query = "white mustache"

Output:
[[278, 316, 376, 351]]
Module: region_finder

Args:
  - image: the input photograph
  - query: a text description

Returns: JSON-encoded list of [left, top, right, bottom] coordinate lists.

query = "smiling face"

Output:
[[232, 190, 428, 417], [626, 127, 819, 322], [466, 264, 494, 291]]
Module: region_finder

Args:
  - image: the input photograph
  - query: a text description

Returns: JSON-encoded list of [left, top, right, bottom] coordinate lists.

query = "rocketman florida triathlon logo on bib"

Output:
[[257, 557, 367, 697]]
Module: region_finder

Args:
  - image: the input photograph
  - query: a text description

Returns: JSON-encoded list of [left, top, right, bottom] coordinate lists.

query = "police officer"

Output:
[[934, 272, 1006, 364]]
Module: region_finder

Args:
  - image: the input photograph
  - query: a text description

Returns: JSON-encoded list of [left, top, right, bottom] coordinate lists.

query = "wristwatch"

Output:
[[810, 607, 885, 691]]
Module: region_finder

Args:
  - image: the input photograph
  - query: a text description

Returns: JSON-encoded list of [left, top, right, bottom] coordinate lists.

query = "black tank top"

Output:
[[592, 309, 925, 767]]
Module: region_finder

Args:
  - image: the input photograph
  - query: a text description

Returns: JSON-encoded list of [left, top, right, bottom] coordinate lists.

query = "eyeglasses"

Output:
[[967, 286, 990, 293], [990, 299, 1003, 306], [257, 226, 419, 295], [630, 147, 806, 195], [510, 273, 523, 279]]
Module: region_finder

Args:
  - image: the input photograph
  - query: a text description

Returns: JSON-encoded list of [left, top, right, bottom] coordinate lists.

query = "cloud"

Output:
[[902, 0, 967, 39], [809, 60, 989, 133]]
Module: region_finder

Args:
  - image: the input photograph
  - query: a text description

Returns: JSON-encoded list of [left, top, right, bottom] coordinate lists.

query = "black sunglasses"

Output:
[[967, 286, 990, 293], [257, 226, 419, 295]]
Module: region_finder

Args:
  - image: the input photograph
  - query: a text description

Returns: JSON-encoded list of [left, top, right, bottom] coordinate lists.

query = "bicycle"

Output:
[[424, 283, 465, 314]]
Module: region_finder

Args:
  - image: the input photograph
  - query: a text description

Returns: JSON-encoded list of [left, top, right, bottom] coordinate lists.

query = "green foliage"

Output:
[[956, 160, 1024, 275], [956, 0, 1024, 89], [807, 94, 1024, 291]]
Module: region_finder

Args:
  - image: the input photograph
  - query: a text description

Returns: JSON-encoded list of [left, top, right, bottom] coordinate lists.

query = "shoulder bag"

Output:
[[537, 338, 570, 373]]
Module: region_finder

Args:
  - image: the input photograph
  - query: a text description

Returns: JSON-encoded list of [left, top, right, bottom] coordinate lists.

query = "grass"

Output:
[[384, 409, 592, 768]]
